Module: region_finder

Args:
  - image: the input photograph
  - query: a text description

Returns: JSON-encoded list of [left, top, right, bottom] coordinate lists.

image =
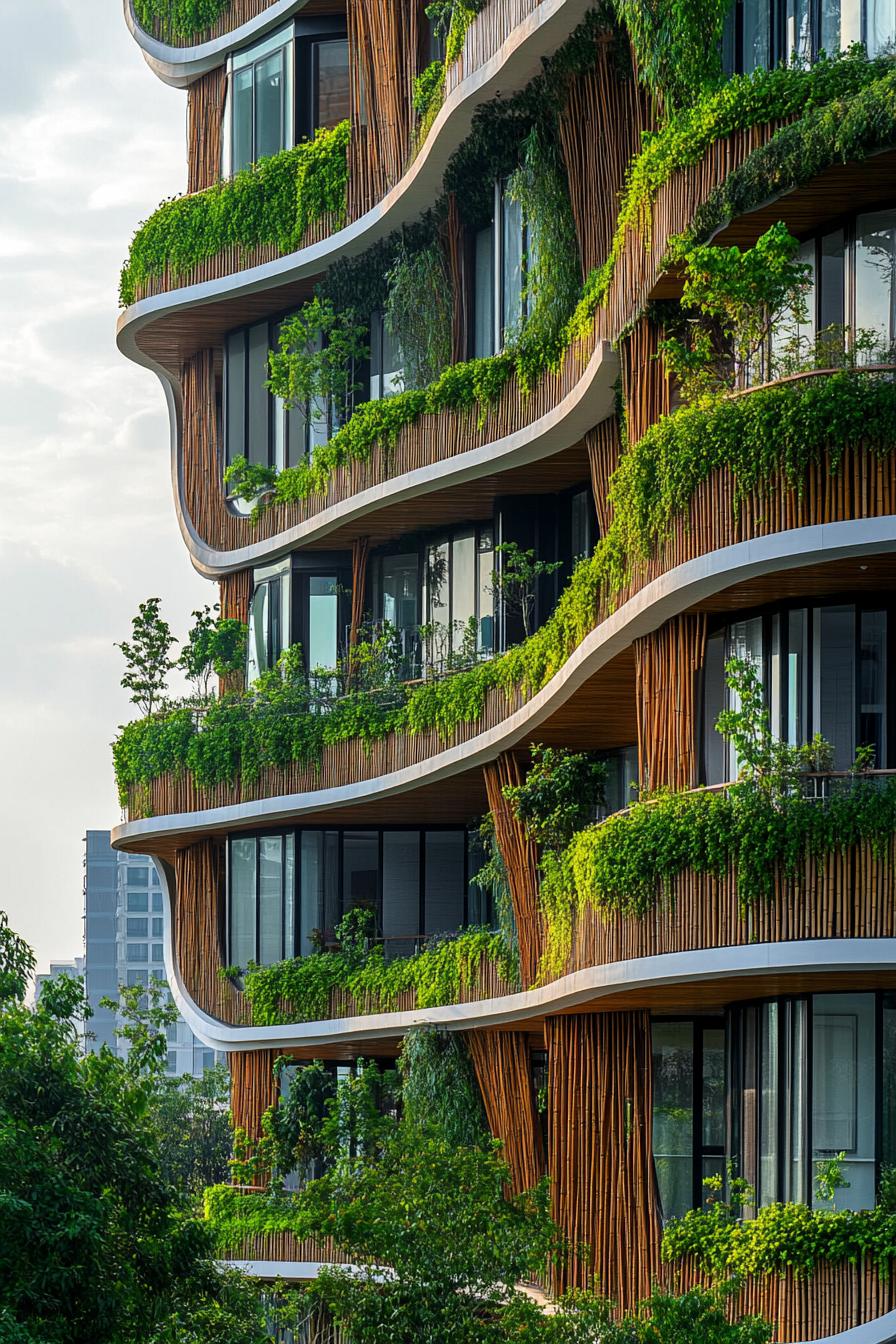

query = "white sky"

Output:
[[0, 1, 208, 974]]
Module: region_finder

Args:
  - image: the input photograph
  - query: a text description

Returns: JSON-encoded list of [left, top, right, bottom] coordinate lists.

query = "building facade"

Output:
[[84, 829, 219, 1075], [117, 1, 896, 1338]]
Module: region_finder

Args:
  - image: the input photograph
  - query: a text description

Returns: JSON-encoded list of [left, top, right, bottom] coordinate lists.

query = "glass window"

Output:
[[571, 489, 592, 561], [128, 868, 149, 886], [382, 832, 421, 956], [166, 1050, 178, 1074], [380, 553, 420, 673], [652, 1022, 695, 1220], [477, 530, 495, 655], [860, 610, 887, 766], [467, 828, 495, 929], [126, 969, 148, 988], [126, 918, 148, 937], [152, 916, 163, 938], [259, 835, 285, 965], [758, 1001, 779, 1206], [342, 832, 379, 919], [308, 576, 339, 672], [424, 831, 465, 934], [299, 829, 339, 952], [742, 0, 772, 72], [820, 229, 846, 339], [152, 891, 163, 912], [369, 311, 404, 400], [881, 994, 896, 1171], [151, 944, 164, 962], [855, 209, 896, 356], [229, 28, 293, 175], [313, 39, 350, 131], [813, 605, 856, 769], [473, 225, 495, 359], [127, 890, 149, 913], [501, 185, 524, 343], [427, 541, 450, 667], [230, 837, 257, 968], [866, 0, 896, 52], [127, 944, 148, 963], [812, 993, 877, 1210], [451, 530, 476, 654], [247, 561, 291, 684]]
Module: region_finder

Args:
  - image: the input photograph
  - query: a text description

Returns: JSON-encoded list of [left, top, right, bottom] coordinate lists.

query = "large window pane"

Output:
[[232, 67, 254, 173], [225, 330, 246, 466], [342, 832, 379, 920], [819, 0, 840, 51], [759, 1002, 779, 1206], [308, 576, 338, 672], [501, 189, 524, 341], [477, 529, 495, 654], [865, 0, 896, 55], [860, 610, 887, 766], [427, 541, 450, 667], [813, 605, 856, 769], [424, 831, 465, 935], [473, 226, 495, 359], [702, 1026, 726, 1149], [855, 209, 896, 355], [230, 838, 257, 967], [259, 835, 284, 965], [819, 230, 846, 341], [703, 631, 727, 786], [881, 994, 896, 1172], [812, 992, 876, 1210], [742, 0, 771, 71], [382, 832, 421, 956], [451, 530, 476, 653], [786, 0, 812, 62], [314, 39, 350, 130], [652, 1022, 695, 1220], [381, 553, 419, 675], [254, 51, 285, 162], [725, 617, 764, 778]]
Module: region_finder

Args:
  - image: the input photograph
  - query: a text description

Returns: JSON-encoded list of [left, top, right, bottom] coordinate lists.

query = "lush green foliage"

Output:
[[503, 744, 607, 853], [119, 121, 350, 306], [178, 606, 247, 698], [566, 47, 895, 344], [113, 546, 603, 805], [385, 239, 454, 389], [400, 1027, 488, 1149], [240, 924, 516, 1026], [609, 0, 733, 108], [663, 1194, 896, 1281], [602, 369, 896, 595], [133, 0, 230, 42], [683, 62, 896, 252], [660, 223, 811, 401], [507, 1287, 771, 1343], [0, 919, 272, 1344], [116, 597, 176, 718], [535, 658, 879, 975]]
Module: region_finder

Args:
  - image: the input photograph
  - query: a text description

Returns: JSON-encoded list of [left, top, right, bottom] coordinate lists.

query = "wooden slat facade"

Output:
[[230, 1048, 279, 1137], [467, 1029, 545, 1194], [187, 68, 226, 194], [546, 1010, 662, 1308], [482, 753, 542, 990], [633, 614, 707, 791]]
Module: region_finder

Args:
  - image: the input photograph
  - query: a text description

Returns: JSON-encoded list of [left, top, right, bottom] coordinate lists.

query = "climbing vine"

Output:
[[133, 0, 230, 42]]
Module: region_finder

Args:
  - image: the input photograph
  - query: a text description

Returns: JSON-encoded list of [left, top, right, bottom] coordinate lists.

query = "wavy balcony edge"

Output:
[[111, 511, 896, 850], [123, 0, 310, 87]]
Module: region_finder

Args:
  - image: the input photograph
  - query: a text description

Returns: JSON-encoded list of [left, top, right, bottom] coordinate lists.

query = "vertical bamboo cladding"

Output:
[[467, 1030, 545, 1194], [187, 67, 226, 195], [634, 614, 708, 791], [482, 753, 543, 989], [230, 1048, 280, 1139], [585, 418, 620, 538], [219, 567, 251, 693], [346, 0, 419, 221], [174, 839, 243, 1025], [546, 1011, 661, 1308], [621, 313, 670, 447], [557, 28, 652, 278]]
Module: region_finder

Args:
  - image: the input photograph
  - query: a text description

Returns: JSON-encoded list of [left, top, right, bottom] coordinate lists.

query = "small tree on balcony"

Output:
[[490, 542, 563, 640], [178, 605, 248, 700], [116, 596, 175, 718]]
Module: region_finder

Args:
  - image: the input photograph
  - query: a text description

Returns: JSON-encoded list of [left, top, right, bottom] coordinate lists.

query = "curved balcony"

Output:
[[125, 0, 293, 82], [115, 368, 896, 839], [130, 85, 896, 575]]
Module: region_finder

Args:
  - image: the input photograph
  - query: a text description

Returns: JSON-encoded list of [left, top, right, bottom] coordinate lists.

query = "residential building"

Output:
[[117, 1, 896, 1339]]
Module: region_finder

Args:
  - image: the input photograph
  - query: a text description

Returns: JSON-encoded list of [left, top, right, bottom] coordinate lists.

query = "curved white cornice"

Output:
[[116, 513, 896, 851], [797, 1315, 896, 1344], [123, 0, 309, 86]]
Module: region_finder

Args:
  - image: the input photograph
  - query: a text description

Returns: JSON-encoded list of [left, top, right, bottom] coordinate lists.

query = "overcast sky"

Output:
[[0, 2, 208, 975]]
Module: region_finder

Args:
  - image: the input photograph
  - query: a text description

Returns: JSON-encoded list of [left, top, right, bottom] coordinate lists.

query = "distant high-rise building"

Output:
[[83, 830, 220, 1076]]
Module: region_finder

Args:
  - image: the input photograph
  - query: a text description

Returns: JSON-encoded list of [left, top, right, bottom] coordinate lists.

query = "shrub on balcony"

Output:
[[662, 1190, 896, 1281], [238, 923, 517, 1027], [133, 0, 230, 42], [567, 48, 896, 343], [119, 121, 350, 306]]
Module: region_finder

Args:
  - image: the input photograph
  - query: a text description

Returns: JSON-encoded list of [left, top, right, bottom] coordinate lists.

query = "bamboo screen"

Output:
[[467, 1029, 545, 1193]]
